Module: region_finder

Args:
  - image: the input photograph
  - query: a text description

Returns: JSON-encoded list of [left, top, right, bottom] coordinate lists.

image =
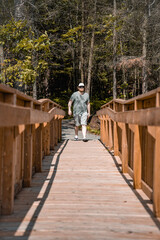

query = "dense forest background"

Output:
[[0, 0, 160, 114]]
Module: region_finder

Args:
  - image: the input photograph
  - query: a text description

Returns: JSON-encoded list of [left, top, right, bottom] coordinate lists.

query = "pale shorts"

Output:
[[74, 112, 88, 126]]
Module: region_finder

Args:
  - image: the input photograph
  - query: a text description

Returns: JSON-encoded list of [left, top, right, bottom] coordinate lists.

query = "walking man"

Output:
[[68, 83, 90, 142]]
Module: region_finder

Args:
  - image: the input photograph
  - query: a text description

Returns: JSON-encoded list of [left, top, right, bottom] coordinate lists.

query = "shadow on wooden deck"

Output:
[[100, 140, 160, 231], [0, 140, 69, 239]]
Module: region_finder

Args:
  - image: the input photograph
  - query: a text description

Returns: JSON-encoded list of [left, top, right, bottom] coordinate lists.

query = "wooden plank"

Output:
[[30, 109, 50, 124], [4, 93, 16, 105], [153, 126, 160, 217], [0, 103, 30, 127], [0, 140, 159, 239], [97, 106, 160, 126], [1, 127, 15, 215]]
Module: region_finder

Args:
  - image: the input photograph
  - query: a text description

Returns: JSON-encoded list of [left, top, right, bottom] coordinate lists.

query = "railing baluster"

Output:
[[153, 126, 160, 217], [2, 127, 15, 215], [122, 123, 128, 173], [23, 125, 33, 187], [97, 87, 160, 217]]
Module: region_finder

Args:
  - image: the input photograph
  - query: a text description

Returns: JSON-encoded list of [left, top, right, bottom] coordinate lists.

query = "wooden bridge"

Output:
[[0, 84, 160, 239]]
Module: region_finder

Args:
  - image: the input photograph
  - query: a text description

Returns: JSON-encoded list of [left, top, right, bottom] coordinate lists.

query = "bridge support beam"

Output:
[[153, 126, 160, 217]]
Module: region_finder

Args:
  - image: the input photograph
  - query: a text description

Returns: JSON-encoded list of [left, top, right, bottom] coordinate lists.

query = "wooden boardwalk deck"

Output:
[[0, 139, 160, 240]]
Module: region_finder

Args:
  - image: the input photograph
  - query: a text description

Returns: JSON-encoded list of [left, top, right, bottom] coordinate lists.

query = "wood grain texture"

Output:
[[0, 140, 159, 239]]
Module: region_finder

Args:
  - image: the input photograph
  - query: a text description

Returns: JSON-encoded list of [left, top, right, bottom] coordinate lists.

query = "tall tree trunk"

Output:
[[113, 0, 117, 99], [43, 68, 50, 98], [80, 0, 84, 83], [142, 0, 148, 93], [33, 80, 37, 99], [120, 40, 126, 99], [86, 0, 97, 95], [30, 0, 38, 99], [14, 0, 25, 21], [14, 0, 25, 91]]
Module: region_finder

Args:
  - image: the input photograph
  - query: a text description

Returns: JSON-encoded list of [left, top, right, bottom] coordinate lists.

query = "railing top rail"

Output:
[[0, 84, 65, 127], [38, 98, 62, 109], [0, 83, 40, 105], [0, 83, 62, 109], [101, 87, 160, 109]]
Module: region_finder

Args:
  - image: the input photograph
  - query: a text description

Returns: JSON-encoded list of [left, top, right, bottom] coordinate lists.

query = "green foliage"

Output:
[[52, 90, 72, 118], [90, 98, 111, 114], [0, 19, 51, 87], [62, 26, 82, 43], [87, 126, 100, 135]]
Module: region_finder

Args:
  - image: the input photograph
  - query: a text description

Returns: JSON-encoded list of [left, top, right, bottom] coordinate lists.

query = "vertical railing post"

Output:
[[113, 121, 119, 156], [32, 124, 36, 174], [102, 116, 106, 145], [23, 125, 33, 187], [0, 128, 4, 214], [153, 126, 160, 217], [133, 125, 142, 189], [1, 127, 15, 214], [35, 123, 42, 172], [105, 116, 109, 147], [156, 92, 160, 107], [46, 122, 50, 155], [100, 115, 105, 143], [122, 123, 128, 173], [58, 118, 62, 142], [108, 117, 113, 150], [55, 117, 58, 146], [50, 119, 55, 150], [42, 122, 50, 156]]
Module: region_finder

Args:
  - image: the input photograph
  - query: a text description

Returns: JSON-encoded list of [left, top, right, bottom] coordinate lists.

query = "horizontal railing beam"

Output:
[[0, 84, 65, 216], [97, 86, 160, 218]]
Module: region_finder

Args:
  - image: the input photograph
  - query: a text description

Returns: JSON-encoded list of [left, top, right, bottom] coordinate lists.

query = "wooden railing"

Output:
[[0, 84, 65, 215], [97, 87, 160, 218]]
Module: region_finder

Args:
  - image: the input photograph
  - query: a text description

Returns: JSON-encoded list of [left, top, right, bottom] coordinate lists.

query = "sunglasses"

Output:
[[79, 86, 84, 88]]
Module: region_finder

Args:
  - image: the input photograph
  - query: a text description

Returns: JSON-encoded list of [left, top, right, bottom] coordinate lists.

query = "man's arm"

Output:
[[87, 102, 91, 118], [68, 100, 72, 116]]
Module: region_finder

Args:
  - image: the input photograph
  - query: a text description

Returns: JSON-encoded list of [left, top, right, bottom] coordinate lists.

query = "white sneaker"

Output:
[[74, 136, 78, 141]]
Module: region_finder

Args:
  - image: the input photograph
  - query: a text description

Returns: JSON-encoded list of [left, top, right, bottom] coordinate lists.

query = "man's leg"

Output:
[[74, 115, 80, 140], [81, 112, 88, 141], [75, 126, 79, 138], [82, 125, 87, 139]]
